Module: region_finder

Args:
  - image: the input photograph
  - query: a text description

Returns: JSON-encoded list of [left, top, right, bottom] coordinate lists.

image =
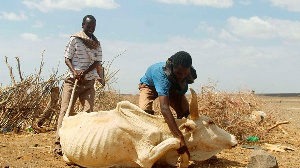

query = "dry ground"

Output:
[[0, 96, 299, 168]]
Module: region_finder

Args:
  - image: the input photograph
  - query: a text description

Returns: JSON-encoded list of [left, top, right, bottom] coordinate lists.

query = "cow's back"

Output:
[[59, 102, 165, 167], [60, 111, 139, 167]]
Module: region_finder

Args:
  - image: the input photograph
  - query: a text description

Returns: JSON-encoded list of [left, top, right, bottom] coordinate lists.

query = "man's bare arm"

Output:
[[158, 95, 190, 157], [65, 58, 81, 80], [159, 95, 183, 138], [82, 61, 100, 76], [65, 58, 76, 74]]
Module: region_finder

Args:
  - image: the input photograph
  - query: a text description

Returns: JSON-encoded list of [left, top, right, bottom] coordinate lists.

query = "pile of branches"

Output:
[[197, 81, 277, 142], [0, 53, 63, 132]]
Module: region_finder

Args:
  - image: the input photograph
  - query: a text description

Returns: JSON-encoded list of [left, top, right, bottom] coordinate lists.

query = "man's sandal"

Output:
[[54, 142, 63, 156]]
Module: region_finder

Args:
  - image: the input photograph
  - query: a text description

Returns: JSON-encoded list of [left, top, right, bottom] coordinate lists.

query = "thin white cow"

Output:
[[59, 88, 237, 168]]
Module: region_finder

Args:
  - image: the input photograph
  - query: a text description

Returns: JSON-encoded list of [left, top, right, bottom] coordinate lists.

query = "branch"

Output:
[[36, 50, 45, 84], [5, 56, 16, 85], [15, 56, 23, 81], [267, 121, 290, 132]]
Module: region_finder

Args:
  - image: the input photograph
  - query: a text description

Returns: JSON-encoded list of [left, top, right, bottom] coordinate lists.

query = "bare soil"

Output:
[[1, 96, 299, 168]]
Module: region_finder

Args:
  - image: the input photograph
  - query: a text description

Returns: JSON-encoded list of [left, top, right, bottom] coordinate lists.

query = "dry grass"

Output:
[[194, 83, 277, 142], [1, 53, 64, 130]]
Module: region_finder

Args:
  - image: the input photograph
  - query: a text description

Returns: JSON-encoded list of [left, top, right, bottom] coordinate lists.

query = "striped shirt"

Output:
[[64, 37, 102, 80]]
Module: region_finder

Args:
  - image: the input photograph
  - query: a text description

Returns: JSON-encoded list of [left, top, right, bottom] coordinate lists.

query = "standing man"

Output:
[[138, 51, 197, 158], [54, 15, 103, 155]]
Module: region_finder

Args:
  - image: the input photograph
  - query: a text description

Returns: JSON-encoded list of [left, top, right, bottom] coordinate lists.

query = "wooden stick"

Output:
[[267, 121, 290, 132], [29, 146, 51, 149], [64, 79, 78, 118]]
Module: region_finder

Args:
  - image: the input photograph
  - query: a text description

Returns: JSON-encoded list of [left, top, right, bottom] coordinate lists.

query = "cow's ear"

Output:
[[179, 120, 198, 134]]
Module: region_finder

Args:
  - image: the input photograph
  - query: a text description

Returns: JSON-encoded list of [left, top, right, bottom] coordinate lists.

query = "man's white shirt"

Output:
[[64, 37, 102, 80]]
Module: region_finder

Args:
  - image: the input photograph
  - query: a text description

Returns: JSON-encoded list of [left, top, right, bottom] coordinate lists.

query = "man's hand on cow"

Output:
[[177, 138, 190, 159], [177, 145, 188, 154]]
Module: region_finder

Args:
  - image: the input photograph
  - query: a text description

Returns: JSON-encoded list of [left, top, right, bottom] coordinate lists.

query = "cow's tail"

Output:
[[64, 79, 78, 118]]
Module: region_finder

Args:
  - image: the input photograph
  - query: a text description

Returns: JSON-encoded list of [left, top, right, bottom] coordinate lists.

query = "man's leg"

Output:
[[55, 77, 79, 155], [79, 79, 95, 112], [169, 93, 189, 119], [138, 83, 158, 115]]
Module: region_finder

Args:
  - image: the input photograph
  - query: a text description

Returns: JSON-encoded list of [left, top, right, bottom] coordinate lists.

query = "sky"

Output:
[[0, 0, 299, 94]]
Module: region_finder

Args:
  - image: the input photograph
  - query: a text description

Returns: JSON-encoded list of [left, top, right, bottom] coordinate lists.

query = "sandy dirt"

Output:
[[1, 96, 299, 168]]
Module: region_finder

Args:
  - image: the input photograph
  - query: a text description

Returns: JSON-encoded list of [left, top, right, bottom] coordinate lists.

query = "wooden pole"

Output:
[[64, 79, 78, 118]]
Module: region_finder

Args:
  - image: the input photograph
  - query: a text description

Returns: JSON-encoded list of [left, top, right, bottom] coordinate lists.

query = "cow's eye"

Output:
[[208, 121, 214, 125]]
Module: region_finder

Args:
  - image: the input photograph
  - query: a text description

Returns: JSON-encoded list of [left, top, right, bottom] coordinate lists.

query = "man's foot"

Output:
[[54, 142, 63, 156]]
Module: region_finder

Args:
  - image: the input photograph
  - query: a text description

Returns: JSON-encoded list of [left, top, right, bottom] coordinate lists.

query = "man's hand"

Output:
[[73, 70, 85, 81], [65, 58, 86, 81], [177, 137, 190, 159], [97, 78, 105, 86]]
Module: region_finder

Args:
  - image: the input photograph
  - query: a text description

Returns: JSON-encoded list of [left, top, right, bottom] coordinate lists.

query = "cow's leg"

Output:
[[139, 138, 181, 167]]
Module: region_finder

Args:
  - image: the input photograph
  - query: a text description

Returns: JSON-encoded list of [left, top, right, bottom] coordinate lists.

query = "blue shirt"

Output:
[[140, 62, 188, 96]]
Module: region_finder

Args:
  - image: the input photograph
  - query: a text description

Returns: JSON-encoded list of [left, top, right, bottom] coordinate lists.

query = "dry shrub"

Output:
[[94, 89, 121, 111], [73, 88, 122, 112], [0, 73, 63, 131], [198, 82, 276, 142], [120, 94, 139, 105], [0, 53, 64, 131]]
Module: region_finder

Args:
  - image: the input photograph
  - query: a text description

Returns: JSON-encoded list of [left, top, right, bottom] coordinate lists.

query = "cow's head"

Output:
[[179, 88, 238, 161]]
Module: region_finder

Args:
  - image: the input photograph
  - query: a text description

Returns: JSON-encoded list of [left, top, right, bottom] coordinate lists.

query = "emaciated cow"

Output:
[[59, 88, 237, 168]]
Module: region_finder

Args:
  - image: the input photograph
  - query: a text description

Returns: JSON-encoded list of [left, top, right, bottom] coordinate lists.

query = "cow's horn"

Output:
[[189, 88, 199, 120]]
